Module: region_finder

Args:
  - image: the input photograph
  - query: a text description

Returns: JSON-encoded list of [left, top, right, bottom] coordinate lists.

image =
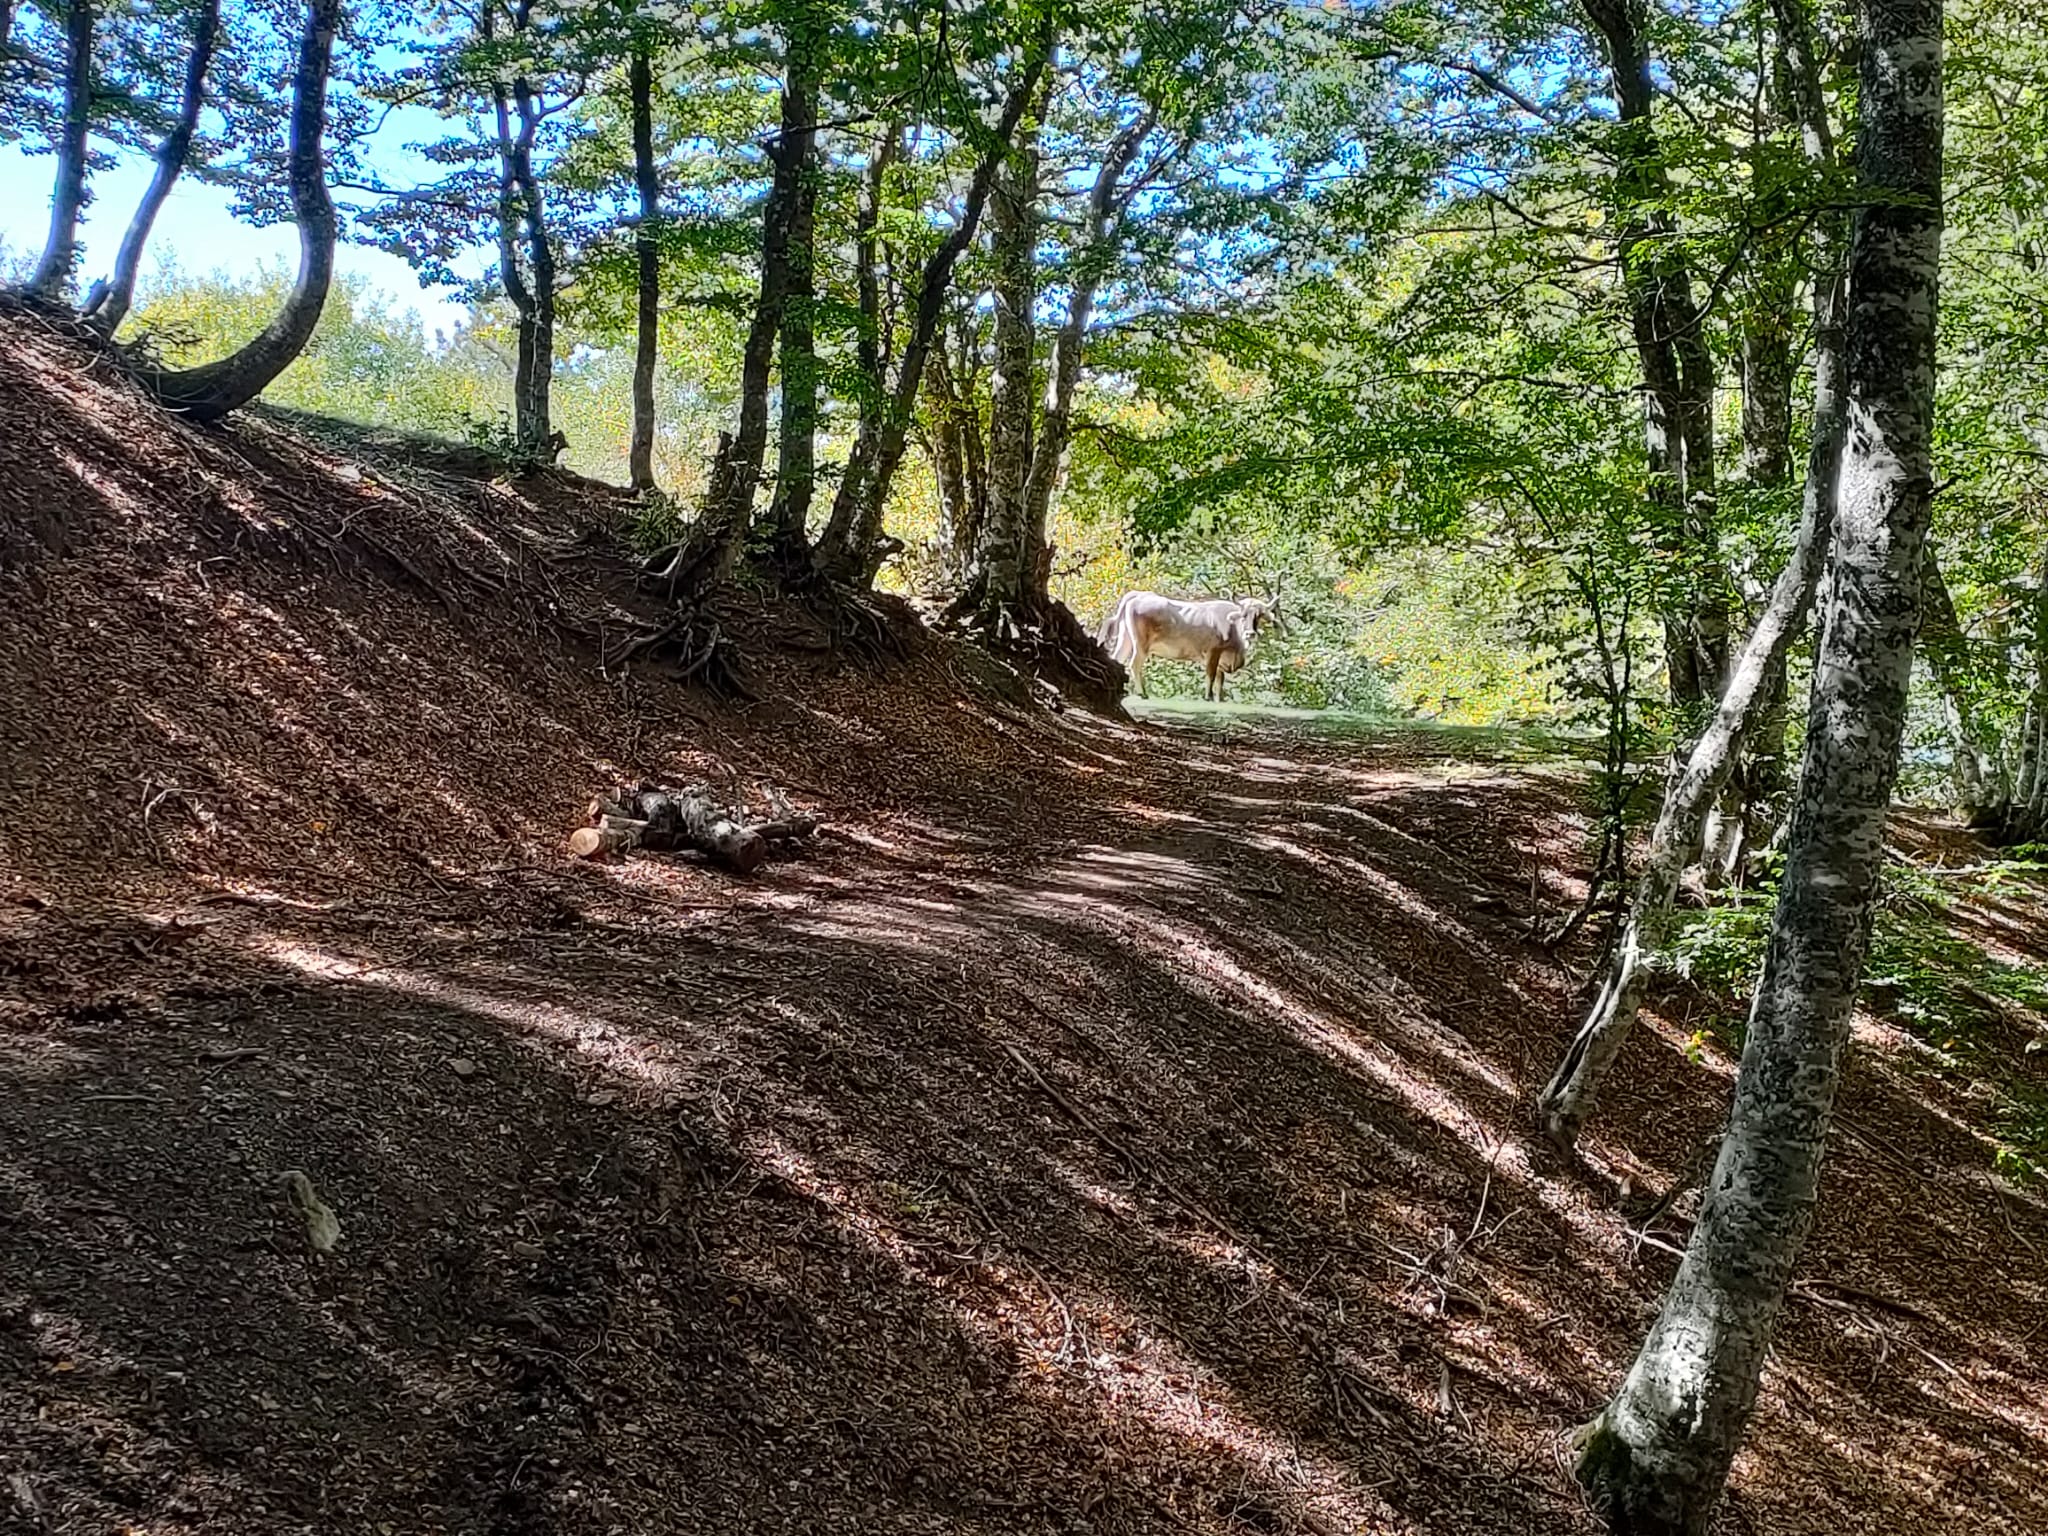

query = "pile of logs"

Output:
[[567, 783, 820, 873]]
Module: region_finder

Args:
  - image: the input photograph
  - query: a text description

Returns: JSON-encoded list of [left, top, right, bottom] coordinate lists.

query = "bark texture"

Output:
[[811, 38, 1051, 585], [144, 0, 340, 422], [26, 0, 95, 301], [627, 43, 661, 490], [1538, 0, 1849, 1151], [760, 42, 821, 567], [1574, 0, 1943, 1525]]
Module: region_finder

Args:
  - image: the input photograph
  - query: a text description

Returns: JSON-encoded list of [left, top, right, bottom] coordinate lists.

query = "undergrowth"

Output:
[[1668, 855, 2048, 1183]]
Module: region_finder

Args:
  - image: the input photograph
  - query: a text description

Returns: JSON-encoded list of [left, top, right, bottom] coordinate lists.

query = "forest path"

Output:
[[4, 708, 2046, 1536]]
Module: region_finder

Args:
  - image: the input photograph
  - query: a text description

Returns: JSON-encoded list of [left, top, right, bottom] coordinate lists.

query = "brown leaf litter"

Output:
[[1, 311, 2045, 1535]]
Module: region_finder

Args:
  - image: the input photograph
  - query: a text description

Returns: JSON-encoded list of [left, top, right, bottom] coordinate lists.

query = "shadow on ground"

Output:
[[4, 716, 2045, 1536]]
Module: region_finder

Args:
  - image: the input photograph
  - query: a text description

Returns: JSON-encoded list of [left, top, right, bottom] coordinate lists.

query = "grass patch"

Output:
[[1127, 696, 1594, 763]]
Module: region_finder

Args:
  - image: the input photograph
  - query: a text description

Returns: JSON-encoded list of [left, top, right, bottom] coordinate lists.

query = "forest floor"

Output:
[[3, 309, 2047, 1536]]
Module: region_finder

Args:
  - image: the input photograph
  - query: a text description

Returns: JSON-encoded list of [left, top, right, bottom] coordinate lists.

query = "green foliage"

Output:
[[128, 263, 496, 434], [1671, 856, 2048, 1182]]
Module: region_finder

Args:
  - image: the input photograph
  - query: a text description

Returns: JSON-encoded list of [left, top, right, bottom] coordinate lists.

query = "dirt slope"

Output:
[[2, 311, 2045, 1536]]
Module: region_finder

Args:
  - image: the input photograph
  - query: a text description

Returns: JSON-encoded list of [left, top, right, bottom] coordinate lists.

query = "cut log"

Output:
[[568, 783, 820, 873]]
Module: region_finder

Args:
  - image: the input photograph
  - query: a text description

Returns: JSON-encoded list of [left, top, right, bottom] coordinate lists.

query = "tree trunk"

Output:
[[812, 40, 1051, 585], [1573, 0, 1943, 1524], [503, 93, 557, 453], [26, 0, 95, 301], [761, 45, 821, 567], [82, 0, 218, 333], [1580, 0, 1726, 723], [2011, 560, 2048, 841], [645, 50, 808, 596], [1539, 0, 1849, 1152], [974, 122, 1042, 619], [925, 342, 978, 587], [627, 43, 661, 490], [1723, 204, 1802, 840], [972, 105, 1153, 626], [1917, 547, 2002, 808], [817, 122, 899, 571], [144, 0, 339, 422]]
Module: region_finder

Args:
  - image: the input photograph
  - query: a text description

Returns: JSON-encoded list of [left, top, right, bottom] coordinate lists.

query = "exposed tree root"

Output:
[[606, 607, 748, 696], [940, 584, 1125, 714]]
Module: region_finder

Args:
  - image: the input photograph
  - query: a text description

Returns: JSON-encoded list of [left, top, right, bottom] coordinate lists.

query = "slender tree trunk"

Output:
[[820, 123, 899, 568], [972, 106, 1152, 625], [1701, 245, 1801, 882], [481, 0, 556, 458], [81, 0, 218, 333], [627, 43, 661, 490], [812, 39, 1051, 585], [974, 123, 1042, 619], [925, 342, 978, 587], [1573, 0, 1943, 1524], [1540, 0, 1848, 1151], [646, 51, 808, 595], [761, 45, 819, 565], [1581, 0, 1726, 723], [1917, 547, 2002, 807], [26, 0, 95, 301], [144, 0, 340, 422], [2012, 559, 2048, 840]]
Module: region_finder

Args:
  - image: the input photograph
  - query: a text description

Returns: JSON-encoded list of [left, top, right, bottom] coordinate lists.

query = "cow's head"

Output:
[[1237, 597, 1277, 635]]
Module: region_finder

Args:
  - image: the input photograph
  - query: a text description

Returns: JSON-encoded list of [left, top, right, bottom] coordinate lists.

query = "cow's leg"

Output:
[[1132, 645, 1148, 698], [1206, 651, 1220, 702]]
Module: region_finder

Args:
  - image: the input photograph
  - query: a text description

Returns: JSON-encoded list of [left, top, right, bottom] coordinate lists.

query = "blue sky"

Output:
[[0, 143, 477, 338]]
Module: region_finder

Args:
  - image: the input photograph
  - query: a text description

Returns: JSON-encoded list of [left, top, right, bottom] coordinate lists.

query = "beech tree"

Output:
[[805, 31, 1055, 589], [1573, 0, 1946, 1524], [143, 0, 346, 422], [81, 0, 223, 334], [1538, 0, 1852, 1150]]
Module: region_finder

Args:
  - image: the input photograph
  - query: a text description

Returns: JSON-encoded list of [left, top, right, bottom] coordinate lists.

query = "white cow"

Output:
[[1098, 591, 1276, 701]]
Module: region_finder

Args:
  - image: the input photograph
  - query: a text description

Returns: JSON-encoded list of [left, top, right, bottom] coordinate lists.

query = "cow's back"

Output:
[[1128, 594, 1245, 664]]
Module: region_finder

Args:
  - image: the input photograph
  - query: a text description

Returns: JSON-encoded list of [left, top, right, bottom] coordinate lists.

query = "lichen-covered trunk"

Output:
[[83, 0, 218, 334], [973, 133, 1041, 621], [26, 0, 94, 301], [812, 41, 1050, 586], [1540, 0, 1849, 1152], [1917, 547, 2002, 808], [627, 44, 661, 491], [761, 51, 819, 566], [145, 0, 339, 422], [925, 343, 980, 588], [1573, 0, 1943, 1525]]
